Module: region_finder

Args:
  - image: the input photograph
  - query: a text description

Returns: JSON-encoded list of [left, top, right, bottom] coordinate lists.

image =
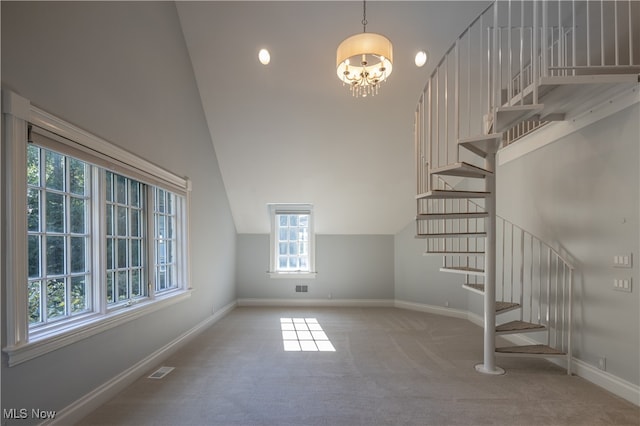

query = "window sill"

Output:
[[268, 271, 317, 279], [3, 289, 192, 367]]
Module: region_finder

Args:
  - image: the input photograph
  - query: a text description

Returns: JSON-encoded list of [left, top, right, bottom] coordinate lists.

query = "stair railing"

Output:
[[420, 176, 574, 370], [495, 215, 574, 371], [415, 0, 640, 170]]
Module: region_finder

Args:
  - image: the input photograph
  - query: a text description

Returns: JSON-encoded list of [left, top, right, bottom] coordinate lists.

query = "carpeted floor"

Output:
[[78, 307, 640, 425]]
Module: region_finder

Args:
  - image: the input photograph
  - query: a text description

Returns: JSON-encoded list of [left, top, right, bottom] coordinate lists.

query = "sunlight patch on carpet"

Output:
[[280, 318, 336, 352]]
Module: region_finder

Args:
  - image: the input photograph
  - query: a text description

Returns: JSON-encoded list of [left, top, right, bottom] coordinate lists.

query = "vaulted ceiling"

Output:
[[176, 1, 491, 234]]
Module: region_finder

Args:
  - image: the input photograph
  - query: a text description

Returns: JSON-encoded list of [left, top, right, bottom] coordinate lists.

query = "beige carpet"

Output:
[[78, 307, 640, 426]]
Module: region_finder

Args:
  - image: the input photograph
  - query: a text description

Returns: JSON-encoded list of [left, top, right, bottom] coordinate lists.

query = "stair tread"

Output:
[[458, 133, 503, 158], [462, 283, 485, 294], [495, 104, 544, 133], [424, 251, 485, 255], [496, 344, 565, 356], [431, 162, 493, 178], [496, 320, 546, 333], [495, 301, 520, 313], [416, 212, 488, 220], [416, 232, 486, 238], [416, 190, 491, 200], [441, 266, 485, 276]]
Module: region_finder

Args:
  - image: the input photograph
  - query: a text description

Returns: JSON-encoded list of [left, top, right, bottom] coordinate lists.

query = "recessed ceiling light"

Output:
[[258, 48, 270, 65], [415, 50, 427, 67]]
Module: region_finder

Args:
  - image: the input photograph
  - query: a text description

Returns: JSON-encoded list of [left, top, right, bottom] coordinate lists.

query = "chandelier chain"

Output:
[[361, 0, 367, 32]]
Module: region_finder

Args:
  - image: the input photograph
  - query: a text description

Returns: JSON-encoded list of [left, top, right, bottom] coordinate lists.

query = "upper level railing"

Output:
[[415, 0, 640, 195]]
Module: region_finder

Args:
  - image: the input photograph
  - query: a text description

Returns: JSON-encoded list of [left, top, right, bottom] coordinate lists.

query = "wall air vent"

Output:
[[295, 285, 308, 293], [148, 366, 175, 379]]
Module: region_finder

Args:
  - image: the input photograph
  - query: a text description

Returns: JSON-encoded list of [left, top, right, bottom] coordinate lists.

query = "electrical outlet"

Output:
[[598, 357, 606, 371]]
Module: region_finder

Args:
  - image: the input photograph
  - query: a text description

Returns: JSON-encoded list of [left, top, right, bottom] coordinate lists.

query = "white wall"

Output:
[[394, 222, 469, 310], [1, 2, 236, 422], [497, 103, 640, 387], [237, 234, 394, 301]]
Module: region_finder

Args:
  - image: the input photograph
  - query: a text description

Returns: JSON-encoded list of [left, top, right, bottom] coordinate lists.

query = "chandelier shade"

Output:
[[336, 33, 393, 97], [336, 2, 393, 97]]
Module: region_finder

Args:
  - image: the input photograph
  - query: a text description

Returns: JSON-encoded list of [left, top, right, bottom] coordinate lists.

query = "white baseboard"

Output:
[[47, 300, 237, 426], [236, 298, 395, 308]]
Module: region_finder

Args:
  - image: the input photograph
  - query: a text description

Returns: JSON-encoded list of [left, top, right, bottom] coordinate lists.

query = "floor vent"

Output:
[[147, 366, 175, 379], [295, 285, 308, 293]]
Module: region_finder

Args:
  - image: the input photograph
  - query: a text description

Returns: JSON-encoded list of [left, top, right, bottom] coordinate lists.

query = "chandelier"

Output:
[[336, 0, 393, 97]]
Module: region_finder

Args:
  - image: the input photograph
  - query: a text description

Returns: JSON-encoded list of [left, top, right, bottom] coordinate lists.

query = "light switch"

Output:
[[613, 253, 633, 268], [613, 278, 632, 292]]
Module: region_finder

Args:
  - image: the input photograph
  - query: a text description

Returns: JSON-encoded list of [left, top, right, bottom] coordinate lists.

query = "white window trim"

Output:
[[268, 203, 317, 279], [2, 90, 193, 366]]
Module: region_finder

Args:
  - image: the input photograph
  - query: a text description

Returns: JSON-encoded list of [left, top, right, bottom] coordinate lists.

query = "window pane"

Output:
[[106, 272, 114, 303], [299, 257, 309, 270], [71, 276, 87, 313], [27, 189, 40, 232], [289, 242, 298, 255], [116, 175, 127, 204], [106, 204, 114, 236], [117, 271, 129, 301], [290, 215, 298, 226], [117, 238, 127, 268], [279, 256, 287, 269], [105, 171, 114, 202], [28, 235, 41, 278], [106, 238, 114, 270], [70, 197, 86, 234], [27, 144, 40, 186], [157, 268, 166, 290], [299, 215, 309, 227], [166, 241, 174, 264], [45, 150, 64, 190], [166, 192, 173, 214], [47, 278, 66, 319], [70, 237, 85, 273], [130, 181, 140, 207], [46, 192, 64, 233], [288, 257, 298, 269], [279, 242, 287, 255], [117, 206, 127, 236], [289, 228, 298, 241], [46, 236, 65, 275], [167, 216, 174, 239], [28, 281, 42, 324], [131, 239, 141, 267], [300, 242, 308, 255], [279, 228, 287, 241], [157, 216, 166, 239], [131, 209, 140, 237], [131, 269, 141, 297], [156, 189, 166, 213], [69, 158, 87, 195], [279, 215, 287, 226]]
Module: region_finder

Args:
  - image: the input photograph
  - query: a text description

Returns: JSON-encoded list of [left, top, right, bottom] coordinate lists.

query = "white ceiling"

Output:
[[176, 1, 490, 234]]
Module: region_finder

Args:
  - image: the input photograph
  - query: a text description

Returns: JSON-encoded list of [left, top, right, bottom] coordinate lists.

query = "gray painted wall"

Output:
[[496, 103, 640, 386], [1, 2, 236, 422], [394, 221, 469, 310], [237, 234, 394, 301]]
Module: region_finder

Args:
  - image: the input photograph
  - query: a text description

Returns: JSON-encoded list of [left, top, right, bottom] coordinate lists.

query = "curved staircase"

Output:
[[414, 0, 639, 375]]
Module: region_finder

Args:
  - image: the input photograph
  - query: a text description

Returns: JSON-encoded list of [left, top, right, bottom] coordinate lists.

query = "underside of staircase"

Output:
[[414, 0, 639, 375]]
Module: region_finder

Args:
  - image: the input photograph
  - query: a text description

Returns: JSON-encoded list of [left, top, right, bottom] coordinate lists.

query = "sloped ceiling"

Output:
[[176, 1, 490, 234]]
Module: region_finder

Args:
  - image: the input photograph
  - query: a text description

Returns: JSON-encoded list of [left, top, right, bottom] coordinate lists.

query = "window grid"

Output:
[[27, 145, 92, 326], [276, 214, 310, 272], [105, 172, 146, 305], [154, 188, 178, 292]]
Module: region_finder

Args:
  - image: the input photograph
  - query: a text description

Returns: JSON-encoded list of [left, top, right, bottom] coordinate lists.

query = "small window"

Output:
[[269, 204, 316, 278]]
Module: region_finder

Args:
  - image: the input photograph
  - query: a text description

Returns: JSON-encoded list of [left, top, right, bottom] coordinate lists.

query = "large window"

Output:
[[269, 204, 315, 278], [3, 93, 191, 366]]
